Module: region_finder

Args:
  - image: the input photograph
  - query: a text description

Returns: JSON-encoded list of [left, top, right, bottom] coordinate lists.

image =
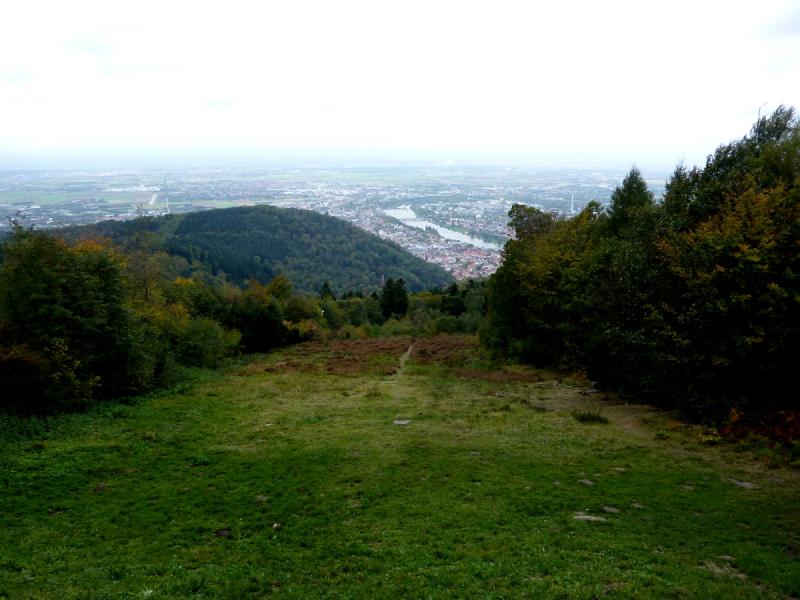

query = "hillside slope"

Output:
[[62, 206, 453, 293], [1, 336, 798, 598]]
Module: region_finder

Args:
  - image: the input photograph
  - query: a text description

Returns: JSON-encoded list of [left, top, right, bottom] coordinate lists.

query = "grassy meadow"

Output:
[[1, 335, 798, 598]]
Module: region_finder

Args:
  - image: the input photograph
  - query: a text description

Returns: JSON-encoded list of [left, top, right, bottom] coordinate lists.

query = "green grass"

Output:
[[1, 336, 798, 598], [572, 406, 610, 424]]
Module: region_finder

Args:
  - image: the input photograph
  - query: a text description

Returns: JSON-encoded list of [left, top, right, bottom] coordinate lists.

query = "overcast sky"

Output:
[[1, 0, 798, 167]]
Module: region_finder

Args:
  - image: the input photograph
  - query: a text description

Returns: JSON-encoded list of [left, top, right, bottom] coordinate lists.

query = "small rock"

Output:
[[579, 479, 596, 486], [703, 560, 747, 580], [768, 476, 786, 486], [602, 506, 620, 513], [631, 502, 645, 509], [393, 419, 411, 426], [730, 479, 758, 489], [272, 522, 283, 530], [718, 555, 735, 561], [681, 484, 695, 491], [256, 495, 268, 503], [553, 481, 562, 486], [611, 467, 626, 473], [215, 529, 232, 538], [573, 513, 607, 522], [469, 451, 481, 456]]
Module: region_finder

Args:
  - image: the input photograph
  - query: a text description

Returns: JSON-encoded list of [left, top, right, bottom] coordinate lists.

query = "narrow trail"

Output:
[[396, 343, 414, 375], [379, 343, 416, 418]]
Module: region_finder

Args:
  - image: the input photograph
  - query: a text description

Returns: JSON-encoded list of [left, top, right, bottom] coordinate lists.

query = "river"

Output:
[[384, 206, 502, 251]]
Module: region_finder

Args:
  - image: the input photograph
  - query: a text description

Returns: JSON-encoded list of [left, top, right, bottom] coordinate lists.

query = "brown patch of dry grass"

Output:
[[322, 337, 412, 376], [411, 335, 546, 383], [411, 335, 479, 365], [254, 337, 414, 377]]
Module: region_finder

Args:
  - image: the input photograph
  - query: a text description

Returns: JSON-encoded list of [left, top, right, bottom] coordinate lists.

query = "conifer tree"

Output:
[[607, 167, 654, 233]]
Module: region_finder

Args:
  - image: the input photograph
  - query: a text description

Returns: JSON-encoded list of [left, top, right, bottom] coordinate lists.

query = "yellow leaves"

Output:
[[284, 319, 324, 341], [711, 355, 730, 367], [71, 238, 107, 253], [143, 301, 191, 335], [659, 182, 794, 287], [741, 335, 766, 347], [767, 282, 788, 297], [69, 237, 124, 265]]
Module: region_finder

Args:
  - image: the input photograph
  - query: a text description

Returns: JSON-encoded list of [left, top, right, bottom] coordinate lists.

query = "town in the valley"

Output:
[[0, 165, 668, 279]]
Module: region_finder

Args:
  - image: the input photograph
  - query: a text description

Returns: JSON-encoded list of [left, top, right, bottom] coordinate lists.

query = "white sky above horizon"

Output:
[[1, 0, 798, 168]]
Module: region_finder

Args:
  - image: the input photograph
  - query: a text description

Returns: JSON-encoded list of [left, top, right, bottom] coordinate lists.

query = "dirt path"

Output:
[[396, 343, 414, 375], [378, 343, 417, 421]]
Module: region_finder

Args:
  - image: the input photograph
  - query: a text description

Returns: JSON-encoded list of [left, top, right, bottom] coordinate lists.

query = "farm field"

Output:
[[1, 336, 798, 599]]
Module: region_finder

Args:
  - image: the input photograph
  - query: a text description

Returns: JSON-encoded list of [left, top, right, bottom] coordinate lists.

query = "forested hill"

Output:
[[61, 205, 453, 293]]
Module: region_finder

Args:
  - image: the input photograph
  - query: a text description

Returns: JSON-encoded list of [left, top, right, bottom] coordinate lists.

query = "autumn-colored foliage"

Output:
[[485, 106, 800, 420], [0, 223, 471, 413]]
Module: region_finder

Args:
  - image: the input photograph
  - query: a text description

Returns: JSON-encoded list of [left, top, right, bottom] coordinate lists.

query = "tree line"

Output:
[[0, 227, 484, 415], [484, 106, 799, 423]]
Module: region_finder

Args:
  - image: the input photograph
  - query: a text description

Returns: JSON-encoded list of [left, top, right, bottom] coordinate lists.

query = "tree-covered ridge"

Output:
[[485, 106, 800, 422], [62, 205, 452, 293]]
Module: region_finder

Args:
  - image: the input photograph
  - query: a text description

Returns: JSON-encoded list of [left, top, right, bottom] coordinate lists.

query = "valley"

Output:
[[0, 165, 669, 279]]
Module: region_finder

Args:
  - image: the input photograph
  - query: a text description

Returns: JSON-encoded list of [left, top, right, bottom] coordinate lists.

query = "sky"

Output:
[[0, 0, 798, 168]]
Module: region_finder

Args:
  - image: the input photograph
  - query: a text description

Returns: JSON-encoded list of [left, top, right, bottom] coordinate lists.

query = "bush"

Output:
[[572, 407, 609, 424], [285, 318, 325, 342], [0, 345, 52, 414], [175, 317, 241, 368], [0, 230, 146, 411], [380, 318, 416, 337], [431, 315, 462, 335]]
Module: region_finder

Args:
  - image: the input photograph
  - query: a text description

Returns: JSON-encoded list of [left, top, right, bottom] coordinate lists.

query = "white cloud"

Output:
[[0, 0, 798, 166]]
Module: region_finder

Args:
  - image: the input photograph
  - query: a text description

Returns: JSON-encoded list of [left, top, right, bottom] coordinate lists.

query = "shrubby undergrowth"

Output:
[[0, 227, 483, 414]]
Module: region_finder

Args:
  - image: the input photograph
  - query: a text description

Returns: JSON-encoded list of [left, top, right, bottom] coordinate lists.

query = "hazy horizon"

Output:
[[0, 146, 689, 172]]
